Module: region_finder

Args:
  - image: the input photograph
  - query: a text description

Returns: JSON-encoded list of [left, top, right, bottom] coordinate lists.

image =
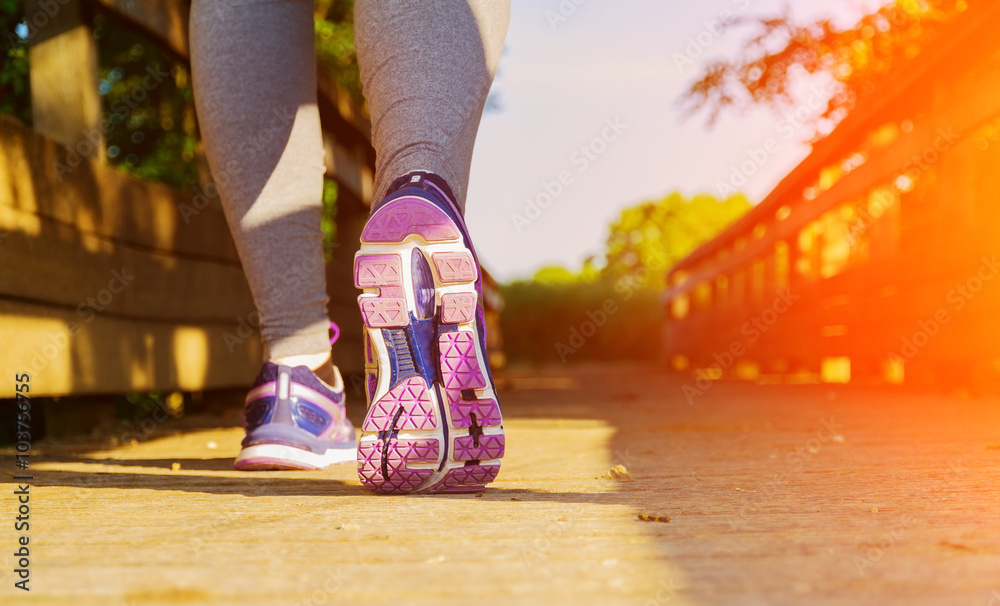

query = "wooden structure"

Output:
[[11, 364, 1000, 603], [1, 0, 375, 397], [664, 2, 1000, 390]]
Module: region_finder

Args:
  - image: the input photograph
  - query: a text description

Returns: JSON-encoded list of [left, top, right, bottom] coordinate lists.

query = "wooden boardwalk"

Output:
[[3, 365, 999, 605]]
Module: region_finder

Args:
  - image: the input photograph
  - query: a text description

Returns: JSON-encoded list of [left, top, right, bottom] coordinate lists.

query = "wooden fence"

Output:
[[2, 0, 374, 397], [663, 2, 1000, 391]]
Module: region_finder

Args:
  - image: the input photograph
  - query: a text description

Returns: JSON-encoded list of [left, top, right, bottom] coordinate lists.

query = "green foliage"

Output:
[[531, 265, 585, 285], [681, 0, 968, 129], [0, 0, 30, 124], [321, 178, 339, 261], [501, 192, 751, 365], [500, 277, 663, 364], [315, 0, 364, 106], [93, 13, 199, 191], [1, 3, 357, 245], [604, 192, 751, 290]]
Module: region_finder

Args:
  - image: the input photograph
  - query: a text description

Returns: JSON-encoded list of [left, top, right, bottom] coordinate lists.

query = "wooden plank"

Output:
[[322, 132, 373, 206], [0, 116, 240, 263], [26, 0, 103, 149], [315, 66, 373, 152], [0, 203, 253, 321], [5, 365, 1000, 604], [0, 299, 261, 397], [91, 0, 190, 60]]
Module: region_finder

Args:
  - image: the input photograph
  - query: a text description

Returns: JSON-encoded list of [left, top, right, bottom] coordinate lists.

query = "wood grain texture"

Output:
[[26, 0, 103, 148], [92, 0, 190, 60], [2, 364, 998, 604], [1, 118, 258, 396], [0, 298, 261, 397], [0, 116, 240, 263]]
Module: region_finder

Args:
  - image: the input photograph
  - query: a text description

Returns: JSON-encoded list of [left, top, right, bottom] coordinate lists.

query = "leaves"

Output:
[[0, 0, 31, 125], [680, 0, 969, 132], [603, 192, 751, 290], [315, 0, 364, 107], [501, 192, 751, 364]]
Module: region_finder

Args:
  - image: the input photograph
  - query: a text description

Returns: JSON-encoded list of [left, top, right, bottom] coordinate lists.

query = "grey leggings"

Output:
[[190, 0, 509, 361]]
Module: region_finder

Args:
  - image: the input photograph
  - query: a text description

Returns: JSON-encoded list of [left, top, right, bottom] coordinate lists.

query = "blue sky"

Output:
[[465, 0, 885, 281]]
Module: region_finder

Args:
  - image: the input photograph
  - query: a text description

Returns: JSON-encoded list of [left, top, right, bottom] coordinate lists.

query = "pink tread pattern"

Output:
[[362, 377, 437, 431], [439, 332, 487, 390], [360, 298, 406, 328], [432, 251, 477, 283], [356, 193, 503, 494], [356, 254, 408, 328], [358, 438, 439, 467], [446, 393, 503, 429], [431, 465, 501, 492], [361, 198, 460, 243], [357, 441, 435, 494], [355, 254, 402, 288], [440, 293, 477, 324], [357, 437, 439, 493], [453, 435, 505, 461]]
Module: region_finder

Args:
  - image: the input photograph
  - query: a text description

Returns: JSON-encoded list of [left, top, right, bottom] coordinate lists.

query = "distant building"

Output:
[[664, 3, 1000, 391]]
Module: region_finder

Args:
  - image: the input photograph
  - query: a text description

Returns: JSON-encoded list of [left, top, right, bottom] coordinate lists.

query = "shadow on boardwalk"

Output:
[[2, 364, 999, 605]]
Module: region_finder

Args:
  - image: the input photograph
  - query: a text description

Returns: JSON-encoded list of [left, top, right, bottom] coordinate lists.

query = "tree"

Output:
[[679, 0, 969, 132], [603, 192, 751, 290]]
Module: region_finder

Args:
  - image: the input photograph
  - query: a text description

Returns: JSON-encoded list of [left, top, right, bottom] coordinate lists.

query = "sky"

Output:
[[464, 0, 886, 282]]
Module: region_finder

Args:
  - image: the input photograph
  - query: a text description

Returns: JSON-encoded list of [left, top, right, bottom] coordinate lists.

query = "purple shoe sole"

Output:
[[354, 193, 504, 494]]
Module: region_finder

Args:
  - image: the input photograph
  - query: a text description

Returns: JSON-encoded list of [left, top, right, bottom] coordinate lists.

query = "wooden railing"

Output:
[[663, 2, 1000, 391], [1, 0, 376, 397]]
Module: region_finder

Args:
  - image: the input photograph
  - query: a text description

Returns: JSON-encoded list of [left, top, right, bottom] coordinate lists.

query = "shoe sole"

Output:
[[234, 443, 356, 471], [354, 195, 504, 494]]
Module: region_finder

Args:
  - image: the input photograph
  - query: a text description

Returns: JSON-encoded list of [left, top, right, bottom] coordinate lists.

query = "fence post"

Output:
[[26, 0, 103, 154]]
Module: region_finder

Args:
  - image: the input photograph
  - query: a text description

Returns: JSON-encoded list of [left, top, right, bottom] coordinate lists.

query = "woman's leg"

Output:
[[190, 0, 332, 370], [190, 0, 356, 471], [355, 0, 510, 213], [352, 0, 510, 494]]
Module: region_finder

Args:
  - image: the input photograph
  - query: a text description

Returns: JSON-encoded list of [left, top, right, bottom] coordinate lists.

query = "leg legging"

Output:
[[190, 0, 509, 362]]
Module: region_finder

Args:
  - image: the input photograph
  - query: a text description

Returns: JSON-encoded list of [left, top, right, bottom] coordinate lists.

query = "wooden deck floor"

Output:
[[2, 364, 999, 605]]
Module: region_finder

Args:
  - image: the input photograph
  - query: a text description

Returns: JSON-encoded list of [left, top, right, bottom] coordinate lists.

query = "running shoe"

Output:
[[234, 323, 356, 470], [354, 171, 504, 493]]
